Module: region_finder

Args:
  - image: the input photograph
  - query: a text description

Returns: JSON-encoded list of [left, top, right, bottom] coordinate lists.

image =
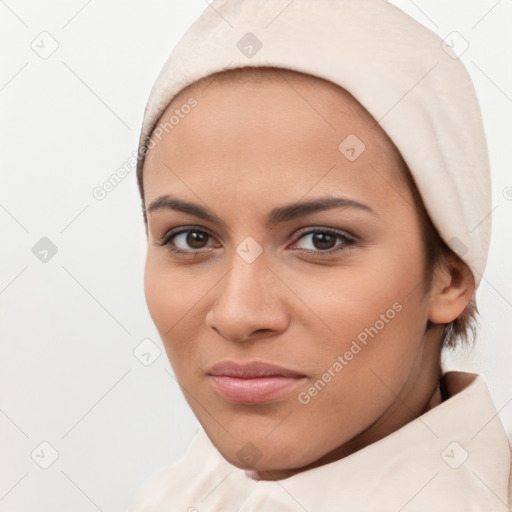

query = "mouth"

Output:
[[206, 360, 307, 404]]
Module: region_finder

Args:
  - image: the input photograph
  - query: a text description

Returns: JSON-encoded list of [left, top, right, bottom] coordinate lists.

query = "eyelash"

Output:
[[155, 225, 357, 257]]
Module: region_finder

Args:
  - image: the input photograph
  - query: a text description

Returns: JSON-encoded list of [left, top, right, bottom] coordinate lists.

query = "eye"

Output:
[[156, 226, 219, 255], [289, 228, 356, 255], [156, 226, 357, 257]]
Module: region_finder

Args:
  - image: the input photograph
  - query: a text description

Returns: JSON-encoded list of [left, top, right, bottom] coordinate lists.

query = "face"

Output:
[[142, 69, 443, 479]]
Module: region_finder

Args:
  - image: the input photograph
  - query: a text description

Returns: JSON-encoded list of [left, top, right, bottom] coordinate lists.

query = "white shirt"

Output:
[[128, 371, 512, 511]]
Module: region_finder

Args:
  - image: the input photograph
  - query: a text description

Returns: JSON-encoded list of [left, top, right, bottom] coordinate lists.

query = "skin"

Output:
[[142, 69, 475, 480]]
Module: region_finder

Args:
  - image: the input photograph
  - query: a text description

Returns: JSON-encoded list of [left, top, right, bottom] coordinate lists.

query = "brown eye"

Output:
[[311, 232, 337, 250], [182, 230, 209, 249], [291, 228, 356, 255], [157, 227, 218, 254]]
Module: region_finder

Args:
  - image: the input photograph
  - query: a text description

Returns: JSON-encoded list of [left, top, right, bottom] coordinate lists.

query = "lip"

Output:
[[206, 360, 307, 404]]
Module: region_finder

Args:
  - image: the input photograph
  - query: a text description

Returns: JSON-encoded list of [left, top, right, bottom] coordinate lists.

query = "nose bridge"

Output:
[[221, 247, 273, 311], [206, 244, 288, 341], [220, 227, 271, 299]]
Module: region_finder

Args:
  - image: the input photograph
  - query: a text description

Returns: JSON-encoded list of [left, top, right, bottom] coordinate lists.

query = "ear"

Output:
[[428, 254, 475, 324]]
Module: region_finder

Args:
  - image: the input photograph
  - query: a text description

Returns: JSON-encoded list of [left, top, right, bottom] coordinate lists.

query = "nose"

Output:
[[205, 254, 290, 343]]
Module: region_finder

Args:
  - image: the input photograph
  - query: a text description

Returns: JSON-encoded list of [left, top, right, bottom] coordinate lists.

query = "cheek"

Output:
[[287, 283, 427, 456], [289, 241, 429, 403], [143, 254, 204, 363], [291, 244, 427, 351], [144, 255, 176, 329]]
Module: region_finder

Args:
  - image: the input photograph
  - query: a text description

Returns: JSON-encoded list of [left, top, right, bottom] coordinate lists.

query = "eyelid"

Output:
[[292, 226, 356, 242]]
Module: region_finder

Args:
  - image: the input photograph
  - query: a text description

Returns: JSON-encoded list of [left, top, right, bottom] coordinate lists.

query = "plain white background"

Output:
[[1, 0, 511, 510]]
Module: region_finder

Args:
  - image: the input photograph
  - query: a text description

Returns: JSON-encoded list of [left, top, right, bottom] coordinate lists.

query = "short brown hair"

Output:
[[398, 158, 479, 350]]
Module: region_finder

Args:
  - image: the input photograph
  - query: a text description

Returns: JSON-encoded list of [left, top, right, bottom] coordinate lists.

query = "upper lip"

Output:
[[206, 360, 306, 378]]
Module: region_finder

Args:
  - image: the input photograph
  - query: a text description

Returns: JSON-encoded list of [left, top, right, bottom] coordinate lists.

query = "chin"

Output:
[[228, 451, 300, 472], [211, 433, 312, 473]]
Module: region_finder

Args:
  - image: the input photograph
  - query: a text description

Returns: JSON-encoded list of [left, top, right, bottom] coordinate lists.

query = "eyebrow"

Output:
[[147, 194, 378, 228]]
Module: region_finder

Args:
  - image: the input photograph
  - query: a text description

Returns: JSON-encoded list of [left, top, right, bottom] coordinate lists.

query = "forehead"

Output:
[[169, 68, 379, 141], [143, 68, 410, 207]]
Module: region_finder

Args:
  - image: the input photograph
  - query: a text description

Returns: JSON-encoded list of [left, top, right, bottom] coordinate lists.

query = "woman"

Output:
[[129, 0, 511, 510]]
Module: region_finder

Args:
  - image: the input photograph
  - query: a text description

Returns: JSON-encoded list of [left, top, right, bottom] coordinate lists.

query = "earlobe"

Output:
[[428, 255, 475, 324]]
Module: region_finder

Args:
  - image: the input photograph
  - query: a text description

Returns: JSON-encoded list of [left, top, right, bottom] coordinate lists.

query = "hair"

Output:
[[395, 154, 479, 350], [137, 66, 479, 350]]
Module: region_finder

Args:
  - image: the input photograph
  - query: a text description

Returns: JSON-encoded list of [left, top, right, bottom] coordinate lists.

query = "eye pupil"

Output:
[[187, 231, 208, 249], [313, 232, 336, 250]]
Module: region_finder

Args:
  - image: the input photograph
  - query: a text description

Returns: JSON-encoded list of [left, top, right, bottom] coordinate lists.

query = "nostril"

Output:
[[249, 328, 274, 338], [255, 329, 271, 334]]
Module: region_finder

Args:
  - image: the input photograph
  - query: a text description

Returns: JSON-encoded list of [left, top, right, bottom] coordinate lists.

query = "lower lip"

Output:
[[208, 375, 306, 404]]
